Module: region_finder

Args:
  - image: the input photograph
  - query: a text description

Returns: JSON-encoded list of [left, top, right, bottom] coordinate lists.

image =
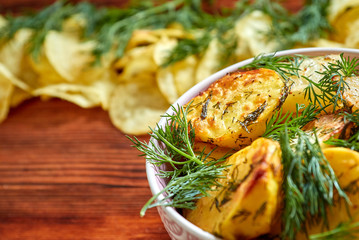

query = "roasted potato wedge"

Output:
[[186, 68, 287, 149], [302, 113, 353, 147], [343, 75, 359, 111], [184, 138, 282, 240], [282, 55, 341, 113]]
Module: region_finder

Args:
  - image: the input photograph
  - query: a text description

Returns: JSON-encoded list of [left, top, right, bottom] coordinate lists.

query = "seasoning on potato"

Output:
[[186, 68, 287, 149]]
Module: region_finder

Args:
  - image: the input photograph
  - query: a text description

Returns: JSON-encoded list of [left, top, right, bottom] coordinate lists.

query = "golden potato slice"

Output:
[[328, 0, 359, 43], [282, 55, 342, 113], [283, 54, 359, 113], [186, 68, 286, 149], [195, 39, 221, 84], [153, 38, 198, 104], [32, 83, 102, 108], [327, 0, 359, 24], [9, 87, 31, 108], [109, 76, 169, 135], [0, 29, 38, 90], [234, 10, 279, 58], [44, 30, 95, 82], [0, 64, 14, 122], [184, 138, 282, 240], [114, 45, 157, 83]]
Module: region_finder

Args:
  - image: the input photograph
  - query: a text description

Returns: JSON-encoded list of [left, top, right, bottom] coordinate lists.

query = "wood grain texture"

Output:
[[0, 98, 168, 240], [0, 1, 301, 239]]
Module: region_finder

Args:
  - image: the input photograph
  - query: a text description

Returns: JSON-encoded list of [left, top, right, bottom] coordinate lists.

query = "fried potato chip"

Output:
[[154, 38, 198, 103], [156, 56, 198, 104], [126, 27, 186, 50], [29, 50, 64, 86], [44, 30, 95, 82], [10, 87, 31, 108], [329, 1, 359, 43], [0, 28, 38, 90], [234, 10, 278, 57], [0, 64, 14, 122], [32, 83, 102, 108], [114, 45, 157, 83], [109, 76, 169, 135], [0, 29, 31, 77], [195, 39, 221, 84], [88, 70, 116, 110], [327, 0, 359, 23]]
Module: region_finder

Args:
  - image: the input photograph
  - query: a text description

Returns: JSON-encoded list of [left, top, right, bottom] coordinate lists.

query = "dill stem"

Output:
[[140, 182, 172, 217], [309, 221, 359, 239], [155, 133, 203, 165]]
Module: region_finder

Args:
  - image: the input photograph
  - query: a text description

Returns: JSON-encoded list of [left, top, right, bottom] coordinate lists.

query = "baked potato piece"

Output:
[[282, 55, 340, 113], [343, 75, 359, 111], [186, 68, 287, 149], [282, 54, 359, 113], [302, 113, 353, 146], [184, 138, 282, 240], [298, 147, 359, 239]]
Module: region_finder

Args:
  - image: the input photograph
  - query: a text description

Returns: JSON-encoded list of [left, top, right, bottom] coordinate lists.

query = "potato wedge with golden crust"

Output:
[[186, 68, 287, 149], [184, 138, 282, 240], [302, 113, 353, 146]]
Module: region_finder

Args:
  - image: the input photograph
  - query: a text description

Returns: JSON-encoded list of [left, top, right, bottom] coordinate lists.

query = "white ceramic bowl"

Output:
[[146, 47, 359, 240]]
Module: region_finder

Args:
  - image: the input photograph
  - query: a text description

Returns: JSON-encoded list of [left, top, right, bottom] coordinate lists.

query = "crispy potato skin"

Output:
[[186, 68, 286, 149], [184, 138, 282, 240]]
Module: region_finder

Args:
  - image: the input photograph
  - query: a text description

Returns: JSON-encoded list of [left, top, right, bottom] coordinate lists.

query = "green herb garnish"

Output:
[[310, 220, 359, 240], [280, 128, 350, 240], [263, 103, 319, 141], [239, 53, 303, 81], [324, 110, 359, 151], [128, 104, 230, 217], [261, 0, 332, 49]]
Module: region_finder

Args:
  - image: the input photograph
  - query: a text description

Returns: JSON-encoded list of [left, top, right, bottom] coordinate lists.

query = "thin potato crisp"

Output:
[[1, 1, 359, 135]]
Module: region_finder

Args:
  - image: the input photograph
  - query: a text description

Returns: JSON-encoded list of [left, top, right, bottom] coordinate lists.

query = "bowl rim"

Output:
[[145, 47, 359, 239]]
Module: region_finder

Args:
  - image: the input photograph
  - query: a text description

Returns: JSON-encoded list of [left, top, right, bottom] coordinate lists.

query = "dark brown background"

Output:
[[0, 1, 300, 239]]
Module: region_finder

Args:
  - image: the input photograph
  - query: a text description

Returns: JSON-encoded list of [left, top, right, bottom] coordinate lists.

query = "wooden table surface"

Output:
[[0, 1, 301, 240]]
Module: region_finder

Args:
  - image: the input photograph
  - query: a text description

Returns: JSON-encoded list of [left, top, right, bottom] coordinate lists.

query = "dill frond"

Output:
[[280, 128, 350, 240], [128, 104, 231, 216]]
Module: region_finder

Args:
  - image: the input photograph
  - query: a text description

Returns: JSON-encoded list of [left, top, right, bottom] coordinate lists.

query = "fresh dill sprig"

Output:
[[239, 53, 303, 81], [128, 104, 230, 217], [262, 0, 332, 49], [280, 128, 350, 240], [0, 0, 333, 67], [304, 53, 359, 111], [0, 0, 83, 59], [263, 103, 319, 141], [309, 220, 359, 240], [161, 0, 245, 67], [161, 33, 212, 68]]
